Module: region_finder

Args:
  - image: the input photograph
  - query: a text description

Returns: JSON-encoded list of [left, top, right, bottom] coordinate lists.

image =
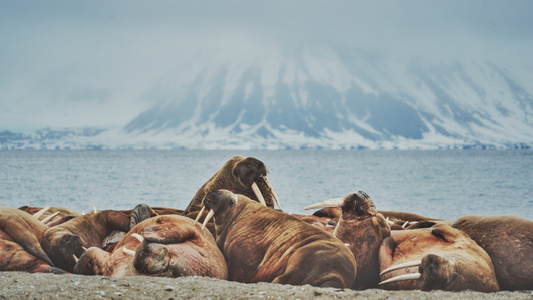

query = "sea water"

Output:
[[1, 150, 532, 220]]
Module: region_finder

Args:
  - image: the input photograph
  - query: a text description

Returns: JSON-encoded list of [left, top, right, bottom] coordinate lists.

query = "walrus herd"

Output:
[[1, 155, 532, 292]]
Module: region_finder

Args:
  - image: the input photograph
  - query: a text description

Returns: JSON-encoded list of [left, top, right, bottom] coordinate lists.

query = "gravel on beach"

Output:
[[1, 272, 532, 300]]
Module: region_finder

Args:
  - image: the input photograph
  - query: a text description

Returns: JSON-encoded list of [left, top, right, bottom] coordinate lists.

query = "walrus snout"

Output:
[[419, 254, 457, 291], [134, 242, 170, 274]]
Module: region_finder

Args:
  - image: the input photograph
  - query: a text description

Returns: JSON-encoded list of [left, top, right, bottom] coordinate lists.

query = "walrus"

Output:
[[18, 206, 82, 226], [378, 224, 499, 292], [42, 209, 131, 272], [452, 215, 533, 290], [0, 207, 61, 272], [306, 191, 391, 290], [183, 155, 281, 215], [74, 215, 228, 279], [201, 189, 356, 288], [306, 201, 442, 231]]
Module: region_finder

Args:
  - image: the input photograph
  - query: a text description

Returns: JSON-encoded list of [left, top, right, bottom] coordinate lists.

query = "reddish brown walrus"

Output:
[[452, 215, 533, 290], [42, 210, 130, 272], [73, 215, 227, 279], [378, 224, 499, 292], [201, 190, 356, 288], [183, 155, 281, 215], [306, 191, 391, 290], [0, 207, 64, 273]]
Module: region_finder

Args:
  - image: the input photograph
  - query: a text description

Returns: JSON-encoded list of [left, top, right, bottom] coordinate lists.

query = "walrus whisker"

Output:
[[72, 254, 79, 263], [202, 209, 215, 231], [194, 206, 206, 225], [122, 247, 136, 256], [131, 233, 144, 243], [251, 182, 267, 206], [33, 207, 51, 219], [304, 198, 343, 210], [379, 272, 422, 285], [263, 176, 282, 210], [380, 260, 422, 276]]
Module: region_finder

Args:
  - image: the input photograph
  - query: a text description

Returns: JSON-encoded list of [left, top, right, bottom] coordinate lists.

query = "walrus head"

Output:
[[232, 157, 281, 210], [378, 225, 498, 292], [42, 232, 86, 272], [341, 191, 378, 219], [200, 189, 240, 230], [304, 191, 377, 219]]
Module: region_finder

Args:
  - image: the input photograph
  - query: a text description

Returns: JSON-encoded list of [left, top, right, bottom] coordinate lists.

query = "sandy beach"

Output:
[[1, 272, 531, 300]]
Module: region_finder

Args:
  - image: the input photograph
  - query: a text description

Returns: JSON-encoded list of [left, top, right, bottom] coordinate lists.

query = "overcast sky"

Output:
[[1, 0, 533, 131]]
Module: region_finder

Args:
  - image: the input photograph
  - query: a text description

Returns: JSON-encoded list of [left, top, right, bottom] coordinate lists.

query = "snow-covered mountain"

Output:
[[3, 46, 533, 150]]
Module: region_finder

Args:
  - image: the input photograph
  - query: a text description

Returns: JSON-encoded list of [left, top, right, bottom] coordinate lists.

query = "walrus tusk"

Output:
[[263, 176, 282, 210], [379, 272, 422, 285], [33, 207, 51, 220], [304, 198, 343, 210], [202, 209, 215, 231], [251, 182, 267, 206], [122, 247, 136, 256], [149, 207, 160, 216], [72, 254, 79, 263], [402, 221, 409, 228], [194, 206, 206, 225], [380, 260, 422, 276], [93, 206, 97, 214], [82, 246, 88, 251], [41, 211, 61, 225], [131, 233, 144, 243]]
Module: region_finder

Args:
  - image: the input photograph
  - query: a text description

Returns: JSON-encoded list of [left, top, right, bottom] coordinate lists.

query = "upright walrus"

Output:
[[0, 207, 60, 272], [42, 210, 131, 272], [306, 191, 391, 289], [201, 189, 356, 288], [183, 155, 281, 215], [452, 215, 533, 290]]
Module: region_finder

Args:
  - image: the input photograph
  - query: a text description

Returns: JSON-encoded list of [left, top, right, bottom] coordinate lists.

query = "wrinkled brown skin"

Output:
[[379, 225, 499, 292], [42, 210, 130, 272], [452, 215, 533, 290], [183, 155, 275, 215], [204, 190, 356, 288], [291, 214, 337, 235], [333, 192, 391, 290], [0, 207, 62, 272], [74, 215, 227, 280]]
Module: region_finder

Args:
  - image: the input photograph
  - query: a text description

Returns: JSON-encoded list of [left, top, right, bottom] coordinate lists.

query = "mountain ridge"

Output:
[[2, 46, 533, 150]]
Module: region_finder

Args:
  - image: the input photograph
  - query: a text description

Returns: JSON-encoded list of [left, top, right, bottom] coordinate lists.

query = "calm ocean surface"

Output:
[[1, 150, 532, 220]]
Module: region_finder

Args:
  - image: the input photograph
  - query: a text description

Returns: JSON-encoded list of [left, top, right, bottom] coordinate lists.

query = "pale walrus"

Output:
[[74, 215, 228, 279], [42, 210, 131, 272], [201, 190, 357, 288], [306, 191, 391, 290], [452, 215, 533, 290], [378, 224, 499, 292], [183, 155, 281, 215], [0, 207, 62, 273]]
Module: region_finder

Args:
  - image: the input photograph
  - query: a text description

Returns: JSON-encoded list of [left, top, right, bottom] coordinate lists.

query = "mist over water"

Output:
[[1, 150, 532, 220]]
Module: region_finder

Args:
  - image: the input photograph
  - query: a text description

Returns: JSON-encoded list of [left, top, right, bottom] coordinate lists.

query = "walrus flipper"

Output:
[[4, 218, 54, 267]]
